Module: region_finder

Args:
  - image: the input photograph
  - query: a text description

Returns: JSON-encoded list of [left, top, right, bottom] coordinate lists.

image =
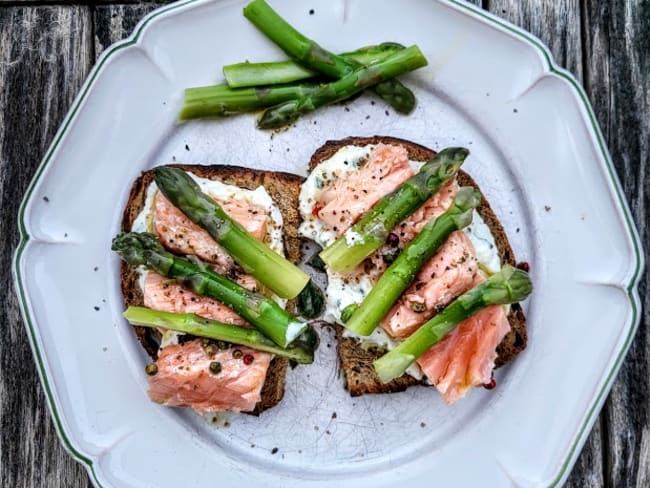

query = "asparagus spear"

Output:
[[243, 0, 417, 114], [345, 187, 482, 336], [223, 43, 406, 88], [320, 147, 468, 272], [123, 306, 316, 363], [153, 166, 310, 299], [179, 83, 319, 121], [373, 265, 533, 383], [257, 45, 427, 129], [111, 232, 309, 348], [296, 280, 325, 319]]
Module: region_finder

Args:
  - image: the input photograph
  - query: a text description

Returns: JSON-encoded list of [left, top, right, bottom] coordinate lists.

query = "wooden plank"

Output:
[[0, 7, 93, 488], [487, 0, 583, 82], [94, 3, 167, 57], [565, 420, 606, 487], [486, 1, 607, 486], [582, 0, 650, 486]]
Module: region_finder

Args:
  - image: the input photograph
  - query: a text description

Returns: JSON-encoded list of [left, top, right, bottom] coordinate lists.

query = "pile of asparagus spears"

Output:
[[179, 0, 428, 129], [113, 167, 319, 364]]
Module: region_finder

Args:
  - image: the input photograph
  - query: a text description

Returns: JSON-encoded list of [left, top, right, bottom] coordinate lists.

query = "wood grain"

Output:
[[0, 7, 93, 488], [566, 421, 606, 488], [487, 0, 583, 81], [94, 3, 166, 58], [582, 0, 650, 486]]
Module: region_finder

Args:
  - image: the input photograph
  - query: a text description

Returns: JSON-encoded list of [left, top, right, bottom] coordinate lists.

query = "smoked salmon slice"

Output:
[[153, 191, 267, 270], [317, 144, 414, 232], [364, 180, 459, 282], [148, 339, 271, 413], [417, 278, 510, 404], [395, 180, 458, 244], [381, 231, 478, 339], [142, 181, 277, 413], [142, 273, 274, 413], [143, 272, 249, 327]]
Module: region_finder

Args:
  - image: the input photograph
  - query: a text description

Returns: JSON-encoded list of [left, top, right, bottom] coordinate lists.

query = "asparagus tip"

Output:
[[490, 265, 533, 303], [340, 303, 359, 324]]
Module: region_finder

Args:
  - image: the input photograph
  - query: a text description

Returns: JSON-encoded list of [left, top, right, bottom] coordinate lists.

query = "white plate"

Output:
[[13, 0, 644, 486]]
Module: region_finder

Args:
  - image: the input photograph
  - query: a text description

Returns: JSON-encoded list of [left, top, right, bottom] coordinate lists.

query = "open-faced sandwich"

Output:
[[299, 136, 531, 404], [113, 165, 318, 415], [112, 135, 532, 414]]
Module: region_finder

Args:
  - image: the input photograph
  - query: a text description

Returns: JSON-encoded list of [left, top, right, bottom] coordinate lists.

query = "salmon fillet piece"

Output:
[[153, 191, 267, 269], [148, 339, 272, 413], [317, 144, 414, 232], [396, 180, 458, 244], [363, 180, 459, 282], [381, 231, 478, 339], [143, 272, 248, 327], [417, 276, 511, 404], [146, 190, 274, 413]]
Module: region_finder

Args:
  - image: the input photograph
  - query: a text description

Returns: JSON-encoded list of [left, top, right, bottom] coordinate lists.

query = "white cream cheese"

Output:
[[298, 145, 374, 248], [464, 211, 501, 274], [298, 144, 504, 379], [322, 271, 374, 324], [131, 181, 158, 233], [159, 329, 182, 348], [285, 321, 307, 344]]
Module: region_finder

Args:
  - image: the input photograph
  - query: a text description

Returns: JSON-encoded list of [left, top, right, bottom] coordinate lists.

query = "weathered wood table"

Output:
[[0, 1, 647, 486]]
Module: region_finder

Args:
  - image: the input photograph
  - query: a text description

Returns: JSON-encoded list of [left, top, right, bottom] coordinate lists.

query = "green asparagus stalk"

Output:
[[123, 306, 316, 363], [373, 265, 533, 383], [243, 0, 417, 114], [320, 147, 468, 272], [345, 187, 481, 336], [296, 280, 325, 319], [257, 45, 427, 129], [223, 43, 406, 88], [179, 83, 320, 121], [111, 232, 309, 348], [153, 166, 310, 299]]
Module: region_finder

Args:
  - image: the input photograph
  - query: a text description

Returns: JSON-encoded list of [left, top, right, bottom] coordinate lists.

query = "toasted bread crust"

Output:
[[119, 164, 305, 414], [308, 136, 527, 396]]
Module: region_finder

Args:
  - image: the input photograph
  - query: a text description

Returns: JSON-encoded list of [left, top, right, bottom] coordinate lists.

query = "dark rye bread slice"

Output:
[[308, 136, 527, 396], [119, 164, 304, 414]]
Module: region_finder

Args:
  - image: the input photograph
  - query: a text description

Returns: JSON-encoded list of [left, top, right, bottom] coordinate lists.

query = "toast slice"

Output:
[[307, 136, 527, 396], [119, 164, 305, 414]]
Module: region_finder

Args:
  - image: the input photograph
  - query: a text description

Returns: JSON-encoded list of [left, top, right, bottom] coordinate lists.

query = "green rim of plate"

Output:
[[11, 1, 644, 487]]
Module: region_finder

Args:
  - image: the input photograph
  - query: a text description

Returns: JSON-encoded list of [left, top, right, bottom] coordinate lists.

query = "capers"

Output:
[[232, 349, 243, 359], [411, 302, 426, 313], [204, 343, 218, 358], [386, 232, 400, 247], [209, 361, 222, 374], [382, 248, 400, 264], [145, 363, 158, 376]]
